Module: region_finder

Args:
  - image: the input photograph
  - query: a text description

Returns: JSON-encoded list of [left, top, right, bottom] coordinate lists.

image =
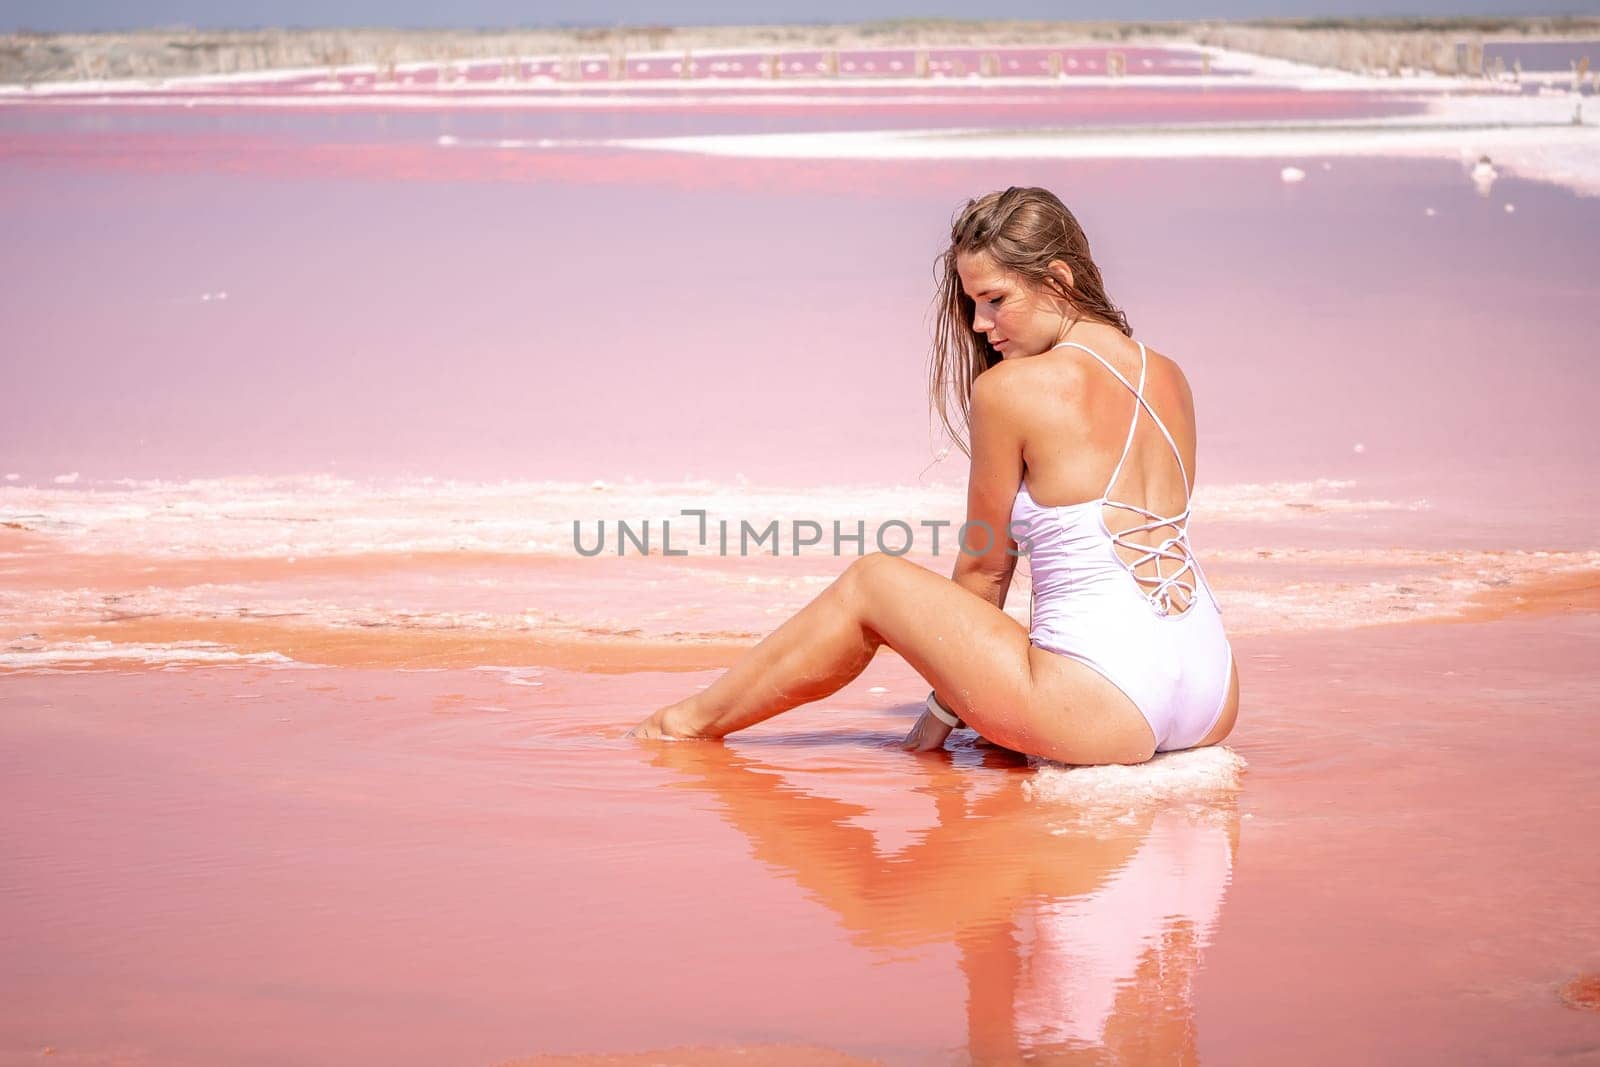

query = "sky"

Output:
[[3, 1, 1593, 33]]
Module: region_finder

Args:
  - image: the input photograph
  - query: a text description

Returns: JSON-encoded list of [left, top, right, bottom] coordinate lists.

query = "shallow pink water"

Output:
[[2, 60, 1599, 1065], [2, 613, 1597, 1064]]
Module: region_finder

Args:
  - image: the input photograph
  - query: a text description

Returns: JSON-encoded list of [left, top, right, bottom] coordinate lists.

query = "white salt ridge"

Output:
[[0, 639, 305, 671], [0, 475, 1414, 560], [0, 43, 1213, 96], [1, 546, 1590, 654], [1194, 478, 1421, 519], [0, 39, 1557, 108], [1, 86, 1227, 111], [1023, 745, 1246, 814], [1194, 546, 1600, 635], [471, 664, 546, 687], [605, 91, 1600, 197]]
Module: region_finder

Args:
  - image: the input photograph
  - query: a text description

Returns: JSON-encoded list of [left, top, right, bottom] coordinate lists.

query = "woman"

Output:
[[631, 186, 1239, 765]]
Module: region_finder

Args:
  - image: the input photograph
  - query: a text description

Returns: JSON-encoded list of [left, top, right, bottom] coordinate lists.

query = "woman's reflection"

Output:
[[648, 737, 1240, 1064]]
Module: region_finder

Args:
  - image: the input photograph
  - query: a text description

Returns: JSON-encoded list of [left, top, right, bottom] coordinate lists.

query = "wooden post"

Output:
[[916, 50, 929, 77], [1048, 52, 1062, 77], [681, 50, 693, 79], [825, 50, 839, 77], [981, 52, 998, 77], [1201, 53, 1211, 76]]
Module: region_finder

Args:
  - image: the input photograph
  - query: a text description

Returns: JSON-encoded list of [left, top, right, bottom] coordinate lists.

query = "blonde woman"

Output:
[[632, 187, 1238, 765]]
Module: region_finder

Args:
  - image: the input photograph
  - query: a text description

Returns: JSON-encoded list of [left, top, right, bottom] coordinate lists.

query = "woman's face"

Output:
[[955, 249, 1071, 360]]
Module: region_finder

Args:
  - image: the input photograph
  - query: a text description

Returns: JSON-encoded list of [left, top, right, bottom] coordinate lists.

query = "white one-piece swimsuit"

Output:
[[1010, 340, 1233, 753]]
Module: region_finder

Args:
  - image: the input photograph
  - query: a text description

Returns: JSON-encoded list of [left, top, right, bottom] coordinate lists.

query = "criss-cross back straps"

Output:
[[1051, 339, 1198, 615]]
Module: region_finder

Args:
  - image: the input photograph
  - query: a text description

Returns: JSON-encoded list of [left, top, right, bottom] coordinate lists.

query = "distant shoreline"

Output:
[[4, 15, 1599, 86]]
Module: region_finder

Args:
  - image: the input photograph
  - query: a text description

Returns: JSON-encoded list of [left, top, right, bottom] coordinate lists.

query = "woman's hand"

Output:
[[901, 708, 955, 752]]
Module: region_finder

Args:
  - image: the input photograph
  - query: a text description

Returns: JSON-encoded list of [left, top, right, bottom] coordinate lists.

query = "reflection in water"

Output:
[[647, 741, 1241, 1064]]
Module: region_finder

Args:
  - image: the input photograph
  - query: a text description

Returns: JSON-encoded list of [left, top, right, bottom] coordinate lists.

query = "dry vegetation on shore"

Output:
[[2, 15, 1598, 86]]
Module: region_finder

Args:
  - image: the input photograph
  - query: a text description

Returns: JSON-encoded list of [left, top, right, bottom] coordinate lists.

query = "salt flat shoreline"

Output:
[[5, 16, 1599, 87], [606, 94, 1600, 197]]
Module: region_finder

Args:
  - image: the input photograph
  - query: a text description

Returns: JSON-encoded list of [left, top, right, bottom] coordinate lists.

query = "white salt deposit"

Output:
[[1280, 165, 1306, 183], [1472, 155, 1498, 189], [0, 474, 1426, 562], [52, 472, 79, 485], [1023, 746, 1247, 815], [0, 639, 303, 671], [604, 92, 1600, 197], [471, 665, 546, 687]]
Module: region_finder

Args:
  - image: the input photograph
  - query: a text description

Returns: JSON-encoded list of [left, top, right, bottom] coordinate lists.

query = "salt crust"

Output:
[[1023, 745, 1247, 823]]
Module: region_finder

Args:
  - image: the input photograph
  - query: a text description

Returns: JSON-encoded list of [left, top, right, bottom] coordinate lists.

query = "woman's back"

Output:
[[1005, 324, 1200, 612], [1004, 325, 1231, 754]]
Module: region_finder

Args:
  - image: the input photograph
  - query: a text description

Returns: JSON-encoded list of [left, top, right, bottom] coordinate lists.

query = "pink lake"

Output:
[[2, 57, 1599, 1065]]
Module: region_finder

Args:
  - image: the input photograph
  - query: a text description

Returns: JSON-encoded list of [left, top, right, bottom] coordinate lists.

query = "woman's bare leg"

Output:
[[631, 554, 894, 740], [629, 552, 1154, 762]]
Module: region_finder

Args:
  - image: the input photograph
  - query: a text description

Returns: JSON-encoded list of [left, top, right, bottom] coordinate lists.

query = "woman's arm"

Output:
[[905, 366, 1026, 751], [954, 363, 1027, 593]]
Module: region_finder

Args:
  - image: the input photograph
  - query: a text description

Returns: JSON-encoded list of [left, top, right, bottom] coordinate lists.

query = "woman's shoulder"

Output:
[[976, 353, 1089, 428], [977, 331, 1193, 418], [1139, 341, 1196, 419]]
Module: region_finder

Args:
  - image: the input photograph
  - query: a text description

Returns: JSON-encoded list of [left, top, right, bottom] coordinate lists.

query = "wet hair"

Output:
[[929, 186, 1130, 456]]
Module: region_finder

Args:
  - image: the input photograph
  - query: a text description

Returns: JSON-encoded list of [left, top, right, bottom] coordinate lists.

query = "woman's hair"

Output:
[[929, 186, 1131, 456]]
